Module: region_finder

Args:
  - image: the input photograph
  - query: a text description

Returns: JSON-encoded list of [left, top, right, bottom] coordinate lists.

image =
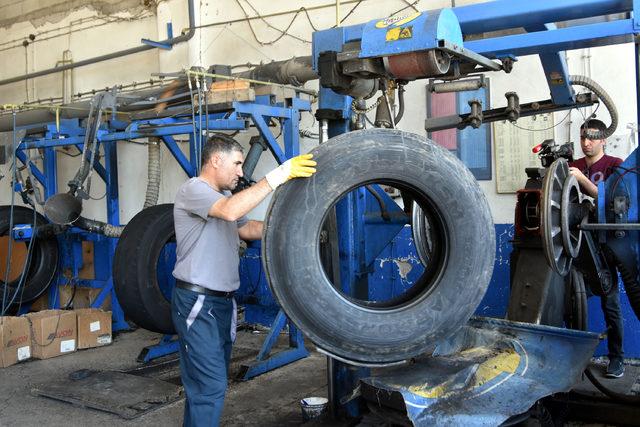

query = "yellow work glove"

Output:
[[265, 153, 317, 190]]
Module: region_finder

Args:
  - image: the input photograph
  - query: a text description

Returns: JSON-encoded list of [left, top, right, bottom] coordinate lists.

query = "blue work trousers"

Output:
[[172, 287, 236, 427], [599, 280, 624, 360]]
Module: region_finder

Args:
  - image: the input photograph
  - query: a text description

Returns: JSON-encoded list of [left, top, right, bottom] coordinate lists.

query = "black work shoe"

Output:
[[606, 358, 625, 378]]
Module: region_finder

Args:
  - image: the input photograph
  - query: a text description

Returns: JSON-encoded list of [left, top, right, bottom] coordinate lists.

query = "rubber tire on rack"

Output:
[[263, 129, 496, 364], [0, 205, 58, 303], [113, 204, 176, 334]]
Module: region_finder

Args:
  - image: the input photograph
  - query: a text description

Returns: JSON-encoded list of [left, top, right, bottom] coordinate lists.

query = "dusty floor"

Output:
[[1, 325, 639, 426], [0, 327, 330, 426]]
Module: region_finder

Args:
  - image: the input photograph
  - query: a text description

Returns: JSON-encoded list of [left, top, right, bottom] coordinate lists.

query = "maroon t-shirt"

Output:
[[569, 154, 623, 187]]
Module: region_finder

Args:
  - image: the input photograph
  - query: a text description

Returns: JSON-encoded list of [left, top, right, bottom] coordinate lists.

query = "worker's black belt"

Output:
[[176, 280, 235, 298]]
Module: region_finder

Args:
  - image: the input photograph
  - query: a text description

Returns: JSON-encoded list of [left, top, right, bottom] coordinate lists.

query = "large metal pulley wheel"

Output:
[[561, 174, 583, 258], [541, 159, 585, 276]]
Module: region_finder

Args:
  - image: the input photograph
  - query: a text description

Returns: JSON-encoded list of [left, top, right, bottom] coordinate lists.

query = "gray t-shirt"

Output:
[[172, 177, 248, 291]]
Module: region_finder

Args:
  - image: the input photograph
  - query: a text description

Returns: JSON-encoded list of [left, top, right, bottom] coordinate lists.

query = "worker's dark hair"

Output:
[[201, 133, 244, 167], [580, 119, 607, 139]]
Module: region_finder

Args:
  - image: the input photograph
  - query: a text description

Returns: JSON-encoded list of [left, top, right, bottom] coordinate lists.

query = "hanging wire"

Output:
[[509, 110, 573, 132], [1, 110, 39, 315], [230, 0, 366, 46], [186, 75, 200, 175], [1, 110, 18, 315], [234, 0, 311, 45]]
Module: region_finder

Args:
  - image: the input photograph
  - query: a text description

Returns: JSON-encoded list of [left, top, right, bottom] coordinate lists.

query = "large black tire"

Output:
[[113, 204, 176, 334], [263, 129, 495, 364], [0, 205, 58, 304]]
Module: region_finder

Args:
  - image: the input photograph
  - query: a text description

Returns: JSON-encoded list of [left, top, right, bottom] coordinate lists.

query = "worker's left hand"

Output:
[[569, 167, 588, 184], [265, 154, 317, 190]]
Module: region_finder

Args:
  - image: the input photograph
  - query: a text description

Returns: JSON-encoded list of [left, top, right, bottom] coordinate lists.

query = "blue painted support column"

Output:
[[238, 309, 309, 380], [282, 105, 301, 159], [525, 23, 575, 106], [319, 75, 366, 421], [41, 142, 62, 310], [100, 139, 128, 331], [336, 188, 369, 299], [42, 147, 57, 198]]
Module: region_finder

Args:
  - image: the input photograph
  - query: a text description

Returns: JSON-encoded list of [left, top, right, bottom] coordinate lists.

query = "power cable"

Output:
[[509, 110, 572, 132], [193, 0, 368, 32], [231, 0, 366, 46], [1, 111, 18, 315], [389, 0, 420, 16], [1, 111, 38, 315], [234, 0, 312, 45]]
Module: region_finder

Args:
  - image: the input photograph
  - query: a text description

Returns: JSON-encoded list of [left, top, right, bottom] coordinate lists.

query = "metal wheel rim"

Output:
[[561, 175, 583, 258], [541, 159, 571, 276]]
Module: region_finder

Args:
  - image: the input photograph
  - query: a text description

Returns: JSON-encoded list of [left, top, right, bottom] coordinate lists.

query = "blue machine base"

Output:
[[137, 334, 180, 363]]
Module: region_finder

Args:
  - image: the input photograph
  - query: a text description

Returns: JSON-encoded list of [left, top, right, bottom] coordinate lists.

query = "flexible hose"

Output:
[[103, 223, 125, 238], [143, 138, 161, 209], [75, 217, 124, 237], [569, 75, 618, 139], [394, 84, 405, 125]]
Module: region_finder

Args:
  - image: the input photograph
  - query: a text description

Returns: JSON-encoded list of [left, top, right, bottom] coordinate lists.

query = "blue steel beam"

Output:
[[466, 19, 635, 59], [454, 0, 632, 35], [524, 24, 575, 106], [249, 113, 287, 164], [73, 143, 108, 183], [21, 120, 247, 148], [232, 102, 294, 119], [14, 149, 46, 188], [161, 135, 196, 177], [42, 147, 58, 199]]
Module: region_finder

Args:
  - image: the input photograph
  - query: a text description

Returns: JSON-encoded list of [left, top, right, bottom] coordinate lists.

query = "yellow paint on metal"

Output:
[[472, 348, 520, 388], [406, 347, 521, 399], [386, 27, 402, 42], [385, 26, 413, 41]]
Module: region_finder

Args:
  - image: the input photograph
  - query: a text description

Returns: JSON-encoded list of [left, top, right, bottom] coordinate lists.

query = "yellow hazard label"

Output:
[[386, 26, 413, 42], [375, 11, 421, 29]]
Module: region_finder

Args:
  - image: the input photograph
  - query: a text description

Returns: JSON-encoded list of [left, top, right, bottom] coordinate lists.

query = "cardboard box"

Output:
[[26, 310, 77, 359], [75, 309, 112, 349], [29, 285, 112, 312], [59, 285, 112, 310], [0, 316, 31, 368]]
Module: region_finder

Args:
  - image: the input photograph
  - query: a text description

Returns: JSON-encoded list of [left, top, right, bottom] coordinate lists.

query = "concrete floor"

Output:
[[0, 327, 329, 426], [2, 324, 639, 426]]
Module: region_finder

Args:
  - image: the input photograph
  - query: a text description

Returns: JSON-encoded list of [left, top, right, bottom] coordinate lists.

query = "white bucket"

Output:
[[300, 396, 328, 422]]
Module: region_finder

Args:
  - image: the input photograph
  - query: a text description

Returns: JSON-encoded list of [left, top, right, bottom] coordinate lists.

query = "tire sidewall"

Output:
[[264, 129, 495, 362]]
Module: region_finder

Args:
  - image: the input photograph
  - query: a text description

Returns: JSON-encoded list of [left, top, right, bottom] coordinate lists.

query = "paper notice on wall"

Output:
[[493, 114, 555, 193]]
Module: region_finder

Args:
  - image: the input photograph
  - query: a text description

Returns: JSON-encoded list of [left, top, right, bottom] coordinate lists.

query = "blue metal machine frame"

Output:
[[10, 92, 311, 376], [310, 0, 640, 418]]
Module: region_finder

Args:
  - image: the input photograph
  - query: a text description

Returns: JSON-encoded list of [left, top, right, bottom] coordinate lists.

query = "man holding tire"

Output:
[[171, 133, 316, 426]]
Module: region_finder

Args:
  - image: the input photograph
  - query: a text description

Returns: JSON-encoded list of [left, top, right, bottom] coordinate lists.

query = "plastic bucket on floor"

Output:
[[300, 396, 328, 421]]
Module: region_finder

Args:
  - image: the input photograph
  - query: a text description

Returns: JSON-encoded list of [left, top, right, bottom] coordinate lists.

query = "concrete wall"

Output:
[[0, 0, 637, 226]]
